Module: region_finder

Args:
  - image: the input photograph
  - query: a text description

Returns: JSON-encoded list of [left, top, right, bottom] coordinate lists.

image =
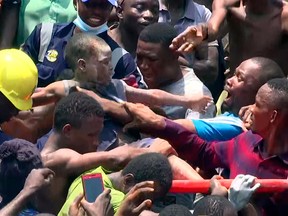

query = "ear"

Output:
[[62, 124, 72, 136], [123, 173, 135, 190], [116, 6, 124, 19], [77, 59, 86, 72], [270, 110, 278, 123]]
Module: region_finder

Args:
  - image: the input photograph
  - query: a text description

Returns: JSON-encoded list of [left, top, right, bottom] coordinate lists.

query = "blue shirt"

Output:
[[0, 131, 12, 144], [22, 22, 144, 87], [192, 112, 243, 141]]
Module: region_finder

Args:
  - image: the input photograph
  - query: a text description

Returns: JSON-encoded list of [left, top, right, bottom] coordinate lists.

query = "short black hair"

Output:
[[0, 139, 42, 207], [251, 57, 285, 86], [193, 195, 237, 216], [64, 33, 110, 71], [122, 152, 172, 197], [53, 92, 105, 132], [138, 23, 177, 48], [266, 78, 288, 108], [159, 204, 192, 216]]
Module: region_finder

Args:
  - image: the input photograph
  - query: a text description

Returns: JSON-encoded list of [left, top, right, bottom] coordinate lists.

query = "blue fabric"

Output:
[[192, 112, 243, 141], [22, 22, 143, 87], [19, 208, 39, 216], [0, 131, 12, 145]]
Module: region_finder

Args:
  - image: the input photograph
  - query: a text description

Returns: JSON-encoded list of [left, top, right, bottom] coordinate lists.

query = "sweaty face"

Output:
[[222, 60, 260, 113], [136, 40, 173, 88], [120, 0, 159, 34], [69, 116, 104, 154], [77, 0, 113, 27], [250, 85, 274, 138], [85, 48, 113, 86]]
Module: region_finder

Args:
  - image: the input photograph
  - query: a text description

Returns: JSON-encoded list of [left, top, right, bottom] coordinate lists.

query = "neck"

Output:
[[112, 23, 139, 58], [107, 171, 123, 192], [159, 63, 184, 88], [42, 131, 67, 153]]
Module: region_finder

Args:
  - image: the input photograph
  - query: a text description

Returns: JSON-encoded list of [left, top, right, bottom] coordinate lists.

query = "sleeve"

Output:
[[114, 53, 146, 88], [192, 119, 243, 141], [21, 24, 41, 64], [152, 119, 234, 170]]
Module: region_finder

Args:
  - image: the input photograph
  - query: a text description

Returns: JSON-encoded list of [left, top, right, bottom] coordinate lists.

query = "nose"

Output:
[[138, 58, 149, 71], [142, 10, 154, 21], [226, 76, 234, 88]]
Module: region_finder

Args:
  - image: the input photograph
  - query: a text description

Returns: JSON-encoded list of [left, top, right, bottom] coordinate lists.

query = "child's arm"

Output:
[[32, 80, 78, 107]]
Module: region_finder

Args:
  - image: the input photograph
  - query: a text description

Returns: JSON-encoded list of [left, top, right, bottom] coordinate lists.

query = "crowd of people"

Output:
[[0, 0, 288, 215]]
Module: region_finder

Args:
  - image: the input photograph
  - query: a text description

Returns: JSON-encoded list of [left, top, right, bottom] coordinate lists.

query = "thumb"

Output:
[[123, 120, 139, 133]]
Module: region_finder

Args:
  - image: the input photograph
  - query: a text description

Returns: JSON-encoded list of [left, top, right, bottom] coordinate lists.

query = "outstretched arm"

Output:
[[125, 84, 213, 113], [170, 0, 229, 53]]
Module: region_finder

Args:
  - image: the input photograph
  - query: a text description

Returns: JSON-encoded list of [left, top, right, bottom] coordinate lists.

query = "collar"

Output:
[[159, 0, 196, 21], [254, 138, 288, 165]]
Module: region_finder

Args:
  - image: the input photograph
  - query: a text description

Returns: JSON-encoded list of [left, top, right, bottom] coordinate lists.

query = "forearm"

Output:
[[0, 3, 20, 49], [168, 155, 203, 180], [130, 89, 189, 108], [0, 189, 33, 216], [99, 98, 132, 124], [193, 58, 218, 85]]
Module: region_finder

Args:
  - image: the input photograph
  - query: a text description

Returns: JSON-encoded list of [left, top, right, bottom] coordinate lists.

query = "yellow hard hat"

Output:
[[0, 49, 38, 111]]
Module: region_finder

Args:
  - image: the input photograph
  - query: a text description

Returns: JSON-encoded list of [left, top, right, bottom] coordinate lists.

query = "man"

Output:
[[40, 92, 175, 214], [170, 0, 288, 75], [174, 57, 285, 141], [22, 0, 144, 87], [124, 78, 288, 214], [0, 49, 38, 143], [59, 152, 173, 215], [109, 0, 159, 58], [136, 23, 214, 119]]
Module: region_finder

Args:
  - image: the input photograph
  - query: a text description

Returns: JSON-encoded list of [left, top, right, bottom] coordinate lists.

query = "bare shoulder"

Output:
[[42, 148, 80, 170]]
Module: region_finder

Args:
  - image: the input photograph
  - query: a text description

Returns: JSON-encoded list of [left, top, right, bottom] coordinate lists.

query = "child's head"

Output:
[[65, 33, 113, 86]]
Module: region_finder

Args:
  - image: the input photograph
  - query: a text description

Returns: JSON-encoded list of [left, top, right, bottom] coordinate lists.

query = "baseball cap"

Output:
[[81, 0, 118, 7]]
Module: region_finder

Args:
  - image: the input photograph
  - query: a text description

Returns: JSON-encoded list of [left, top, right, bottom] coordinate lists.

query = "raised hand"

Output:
[[170, 24, 207, 53], [23, 168, 54, 194]]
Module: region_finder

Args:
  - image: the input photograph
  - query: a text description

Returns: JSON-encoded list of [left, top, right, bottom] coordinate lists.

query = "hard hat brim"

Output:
[[0, 88, 33, 111]]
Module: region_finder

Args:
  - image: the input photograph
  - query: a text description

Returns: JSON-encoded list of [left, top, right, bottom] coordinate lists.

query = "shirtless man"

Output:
[[39, 92, 177, 214], [170, 0, 288, 75]]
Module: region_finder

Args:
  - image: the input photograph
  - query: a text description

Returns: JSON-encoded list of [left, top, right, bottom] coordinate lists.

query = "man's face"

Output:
[[136, 40, 173, 88], [120, 0, 159, 34], [84, 47, 113, 86], [0, 93, 19, 124], [69, 116, 104, 154], [222, 60, 260, 113], [77, 0, 113, 27], [250, 84, 274, 138]]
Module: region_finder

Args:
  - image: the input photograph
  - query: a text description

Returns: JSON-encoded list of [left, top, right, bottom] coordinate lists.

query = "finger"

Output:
[[128, 181, 155, 195], [132, 199, 152, 214], [251, 183, 261, 192], [80, 198, 90, 210], [123, 121, 139, 133], [177, 42, 192, 53], [73, 194, 84, 206], [244, 175, 257, 186], [40, 168, 55, 178], [211, 175, 224, 180], [183, 43, 196, 53]]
